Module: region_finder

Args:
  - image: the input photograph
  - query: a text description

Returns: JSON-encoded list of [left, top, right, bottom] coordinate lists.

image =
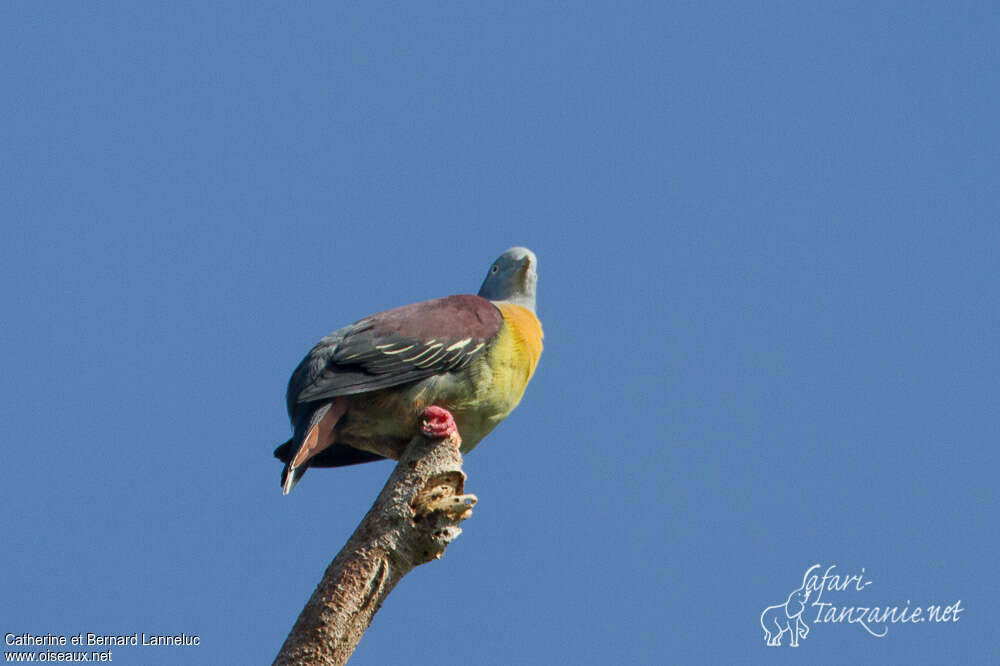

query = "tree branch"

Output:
[[273, 429, 477, 666]]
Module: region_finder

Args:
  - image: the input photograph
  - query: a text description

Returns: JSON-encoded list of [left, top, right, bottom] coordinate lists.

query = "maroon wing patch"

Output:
[[292, 294, 503, 403]]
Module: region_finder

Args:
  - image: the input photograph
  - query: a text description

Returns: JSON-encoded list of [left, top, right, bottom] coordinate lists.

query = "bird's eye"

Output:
[[491, 265, 499, 274]]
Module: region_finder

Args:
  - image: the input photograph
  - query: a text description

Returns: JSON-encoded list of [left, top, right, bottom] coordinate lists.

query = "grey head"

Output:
[[477, 246, 538, 312]]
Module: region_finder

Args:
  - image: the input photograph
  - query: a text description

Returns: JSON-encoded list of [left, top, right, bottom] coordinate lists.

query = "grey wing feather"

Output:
[[288, 295, 502, 408]]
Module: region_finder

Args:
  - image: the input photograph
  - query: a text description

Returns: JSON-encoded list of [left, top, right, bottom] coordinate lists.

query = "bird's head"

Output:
[[478, 246, 538, 312]]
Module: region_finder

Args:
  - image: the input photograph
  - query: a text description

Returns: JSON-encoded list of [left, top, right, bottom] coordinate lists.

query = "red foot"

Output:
[[421, 406, 457, 438]]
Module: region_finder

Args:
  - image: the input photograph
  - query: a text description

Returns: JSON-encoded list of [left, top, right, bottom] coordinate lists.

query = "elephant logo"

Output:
[[761, 574, 812, 647]]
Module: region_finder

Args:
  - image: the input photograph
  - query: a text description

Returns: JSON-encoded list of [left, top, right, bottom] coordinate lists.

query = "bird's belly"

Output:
[[448, 350, 533, 452], [334, 356, 531, 459]]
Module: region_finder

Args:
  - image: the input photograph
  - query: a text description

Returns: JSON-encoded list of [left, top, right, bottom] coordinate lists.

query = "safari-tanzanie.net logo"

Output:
[[760, 564, 963, 647]]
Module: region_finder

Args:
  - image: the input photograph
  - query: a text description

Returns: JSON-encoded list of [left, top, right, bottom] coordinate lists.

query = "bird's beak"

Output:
[[517, 259, 532, 287]]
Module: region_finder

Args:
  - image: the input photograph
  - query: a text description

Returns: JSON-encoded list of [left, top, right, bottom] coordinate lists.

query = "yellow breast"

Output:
[[495, 304, 544, 381], [480, 304, 543, 415], [445, 303, 542, 451]]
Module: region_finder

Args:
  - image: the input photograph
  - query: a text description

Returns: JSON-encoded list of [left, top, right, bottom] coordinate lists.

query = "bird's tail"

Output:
[[278, 400, 347, 495], [273, 439, 297, 489], [274, 437, 386, 487]]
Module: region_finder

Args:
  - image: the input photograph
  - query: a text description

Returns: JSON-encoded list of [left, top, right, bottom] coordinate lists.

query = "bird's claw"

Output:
[[421, 405, 456, 438]]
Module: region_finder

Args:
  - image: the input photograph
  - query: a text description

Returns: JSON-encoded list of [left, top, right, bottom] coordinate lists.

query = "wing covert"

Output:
[[292, 295, 502, 404]]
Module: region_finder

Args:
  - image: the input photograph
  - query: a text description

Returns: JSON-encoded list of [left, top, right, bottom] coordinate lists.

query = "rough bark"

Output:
[[273, 429, 476, 666]]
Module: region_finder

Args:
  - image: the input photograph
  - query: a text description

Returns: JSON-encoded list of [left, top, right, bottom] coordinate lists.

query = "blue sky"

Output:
[[2, 3, 998, 664]]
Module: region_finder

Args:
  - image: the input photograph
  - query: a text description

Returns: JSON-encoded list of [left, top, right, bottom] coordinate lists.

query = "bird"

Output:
[[274, 247, 543, 494]]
